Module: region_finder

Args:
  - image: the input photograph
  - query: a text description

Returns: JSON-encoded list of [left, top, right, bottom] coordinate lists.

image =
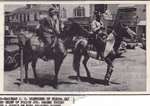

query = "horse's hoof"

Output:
[[52, 78, 58, 89], [53, 84, 58, 89], [104, 80, 110, 86], [87, 78, 95, 84], [34, 78, 39, 83], [87, 74, 91, 79], [24, 79, 28, 83], [76, 77, 81, 81]]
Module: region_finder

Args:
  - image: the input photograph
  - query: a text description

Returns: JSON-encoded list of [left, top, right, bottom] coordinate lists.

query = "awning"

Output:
[[137, 20, 146, 26]]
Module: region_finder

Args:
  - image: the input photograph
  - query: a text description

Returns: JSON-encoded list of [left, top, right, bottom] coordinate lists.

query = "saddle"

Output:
[[86, 32, 107, 51], [30, 35, 44, 51], [87, 31, 115, 58]]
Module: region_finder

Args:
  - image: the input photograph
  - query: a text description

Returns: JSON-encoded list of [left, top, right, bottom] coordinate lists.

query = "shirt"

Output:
[[37, 17, 60, 37], [91, 20, 104, 33]]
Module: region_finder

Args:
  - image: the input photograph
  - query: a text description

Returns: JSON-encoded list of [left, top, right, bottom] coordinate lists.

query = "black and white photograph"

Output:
[[4, 4, 146, 92]]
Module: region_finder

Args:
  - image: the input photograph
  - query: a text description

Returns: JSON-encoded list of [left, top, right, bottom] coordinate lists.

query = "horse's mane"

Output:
[[70, 22, 90, 37]]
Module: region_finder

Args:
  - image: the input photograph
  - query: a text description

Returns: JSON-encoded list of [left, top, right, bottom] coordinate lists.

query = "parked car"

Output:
[[4, 34, 20, 71], [123, 38, 137, 49], [115, 41, 127, 57]]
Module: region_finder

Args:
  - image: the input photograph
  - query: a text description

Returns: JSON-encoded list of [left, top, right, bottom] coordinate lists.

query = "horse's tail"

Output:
[[73, 39, 87, 72]]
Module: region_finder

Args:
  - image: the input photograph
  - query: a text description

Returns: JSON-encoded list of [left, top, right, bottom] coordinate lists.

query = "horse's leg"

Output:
[[104, 57, 114, 85], [53, 57, 63, 89], [73, 53, 82, 81], [31, 58, 38, 79], [82, 55, 91, 79], [105, 65, 114, 86], [24, 63, 29, 83]]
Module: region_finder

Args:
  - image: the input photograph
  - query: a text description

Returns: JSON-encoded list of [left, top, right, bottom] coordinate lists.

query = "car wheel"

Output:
[[4, 50, 20, 71]]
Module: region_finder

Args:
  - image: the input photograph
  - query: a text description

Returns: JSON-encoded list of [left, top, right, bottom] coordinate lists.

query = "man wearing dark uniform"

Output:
[[36, 7, 60, 61]]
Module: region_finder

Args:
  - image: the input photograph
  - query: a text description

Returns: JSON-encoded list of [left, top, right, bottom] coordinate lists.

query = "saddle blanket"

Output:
[[87, 50, 98, 59], [104, 32, 115, 57], [30, 36, 44, 50]]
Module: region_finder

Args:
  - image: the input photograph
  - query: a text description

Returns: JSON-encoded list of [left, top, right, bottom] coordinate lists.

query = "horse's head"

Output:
[[113, 21, 137, 39], [60, 23, 73, 42], [66, 21, 89, 37], [68, 22, 81, 36], [59, 22, 75, 49], [60, 21, 90, 49]]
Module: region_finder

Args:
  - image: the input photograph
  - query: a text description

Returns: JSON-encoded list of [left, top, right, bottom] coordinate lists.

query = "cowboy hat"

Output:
[[48, 7, 59, 15]]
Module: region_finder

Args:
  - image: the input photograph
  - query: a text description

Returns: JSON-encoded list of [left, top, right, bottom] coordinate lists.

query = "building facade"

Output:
[[5, 4, 146, 35], [60, 4, 145, 29], [5, 4, 57, 32]]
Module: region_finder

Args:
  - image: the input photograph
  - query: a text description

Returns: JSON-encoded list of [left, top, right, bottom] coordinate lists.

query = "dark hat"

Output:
[[48, 7, 59, 15], [94, 10, 99, 15]]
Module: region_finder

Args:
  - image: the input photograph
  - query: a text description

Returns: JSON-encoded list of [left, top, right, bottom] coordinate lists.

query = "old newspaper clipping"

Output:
[[0, 1, 149, 106]]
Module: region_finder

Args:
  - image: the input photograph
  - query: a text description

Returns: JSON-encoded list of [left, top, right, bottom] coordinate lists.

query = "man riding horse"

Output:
[[21, 7, 67, 88], [36, 7, 60, 61], [91, 11, 107, 61]]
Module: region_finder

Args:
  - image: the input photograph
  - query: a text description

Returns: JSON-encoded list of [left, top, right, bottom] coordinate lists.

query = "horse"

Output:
[[68, 21, 137, 85], [18, 26, 67, 89]]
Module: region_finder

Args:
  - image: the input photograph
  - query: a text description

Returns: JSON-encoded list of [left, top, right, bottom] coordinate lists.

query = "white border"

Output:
[[0, 1, 149, 95]]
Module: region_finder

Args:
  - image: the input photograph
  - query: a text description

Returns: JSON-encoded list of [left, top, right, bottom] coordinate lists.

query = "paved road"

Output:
[[4, 47, 146, 92]]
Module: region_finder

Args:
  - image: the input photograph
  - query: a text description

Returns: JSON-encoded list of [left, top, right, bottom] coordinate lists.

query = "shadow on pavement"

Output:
[[69, 76, 120, 85], [14, 76, 78, 89]]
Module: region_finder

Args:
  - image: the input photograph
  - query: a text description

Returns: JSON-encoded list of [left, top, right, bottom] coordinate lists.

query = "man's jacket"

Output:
[[36, 17, 59, 45]]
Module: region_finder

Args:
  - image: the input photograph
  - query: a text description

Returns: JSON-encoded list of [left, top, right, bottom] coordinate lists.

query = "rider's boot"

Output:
[[96, 51, 99, 60], [42, 56, 49, 61], [42, 45, 49, 61], [97, 52, 104, 61], [100, 52, 105, 61]]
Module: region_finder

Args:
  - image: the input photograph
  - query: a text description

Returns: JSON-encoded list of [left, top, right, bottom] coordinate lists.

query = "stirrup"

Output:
[[101, 57, 105, 61], [42, 56, 48, 61]]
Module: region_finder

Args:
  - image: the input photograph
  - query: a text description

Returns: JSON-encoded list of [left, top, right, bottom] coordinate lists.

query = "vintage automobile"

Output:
[[123, 37, 137, 49], [115, 5, 138, 49], [4, 34, 20, 71]]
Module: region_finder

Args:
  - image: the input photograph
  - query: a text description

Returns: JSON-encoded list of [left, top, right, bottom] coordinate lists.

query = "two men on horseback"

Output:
[[91, 11, 107, 60], [36, 7, 60, 61]]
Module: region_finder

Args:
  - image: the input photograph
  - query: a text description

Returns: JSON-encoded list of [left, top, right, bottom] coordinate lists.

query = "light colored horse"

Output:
[[69, 22, 136, 85]]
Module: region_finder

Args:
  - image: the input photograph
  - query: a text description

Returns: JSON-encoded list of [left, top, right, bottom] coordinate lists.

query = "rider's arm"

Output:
[[54, 19, 60, 35]]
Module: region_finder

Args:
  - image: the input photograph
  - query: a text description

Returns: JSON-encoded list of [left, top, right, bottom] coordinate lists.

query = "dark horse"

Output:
[[68, 21, 137, 85], [18, 30, 67, 89]]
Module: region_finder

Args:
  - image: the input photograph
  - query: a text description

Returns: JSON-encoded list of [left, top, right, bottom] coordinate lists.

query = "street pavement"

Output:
[[4, 47, 146, 92]]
